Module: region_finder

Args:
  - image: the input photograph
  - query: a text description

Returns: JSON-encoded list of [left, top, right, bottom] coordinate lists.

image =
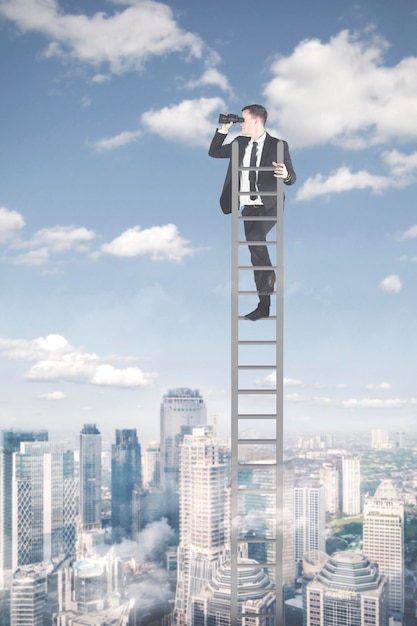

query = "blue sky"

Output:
[[0, 0, 416, 442]]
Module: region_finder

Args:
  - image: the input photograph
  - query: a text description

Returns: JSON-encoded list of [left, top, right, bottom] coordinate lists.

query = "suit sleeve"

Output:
[[208, 130, 233, 158], [283, 140, 296, 186]]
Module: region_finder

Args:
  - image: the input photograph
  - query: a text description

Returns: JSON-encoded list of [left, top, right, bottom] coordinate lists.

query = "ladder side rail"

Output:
[[230, 140, 240, 626], [275, 140, 285, 625]]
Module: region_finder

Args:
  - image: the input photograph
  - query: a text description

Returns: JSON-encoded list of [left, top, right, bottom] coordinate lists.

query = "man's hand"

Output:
[[220, 122, 234, 132], [272, 161, 289, 179]]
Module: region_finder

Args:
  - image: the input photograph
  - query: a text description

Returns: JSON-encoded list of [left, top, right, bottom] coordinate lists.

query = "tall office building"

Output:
[[174, 426, 229, 625], [160, 388, 207, 492], [12, 441, 76, 568], [319, 463, 339, 514], [142, 441, 160, 488], [111, 429, 142, 540], [363, 480, 404, 621], [340, 457, 361, 516], [10, 565, 47, 626], [306, 551, 388, 626], [371, 429, 390, 450], [79, 424, 102, 531], [0, 430, 48, 588], [294, 486, 326, 567]]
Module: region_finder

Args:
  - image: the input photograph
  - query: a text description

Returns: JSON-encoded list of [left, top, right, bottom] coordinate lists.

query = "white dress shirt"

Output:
[[240, 132, 266, 206]]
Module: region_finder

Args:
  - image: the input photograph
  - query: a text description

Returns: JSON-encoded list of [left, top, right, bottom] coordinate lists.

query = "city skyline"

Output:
[[0, 0, 416, 443], [1, 417, 416, 624]]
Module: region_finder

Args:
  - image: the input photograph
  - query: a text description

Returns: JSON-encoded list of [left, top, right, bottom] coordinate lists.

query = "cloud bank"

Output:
[[0, 334, 157, 388]]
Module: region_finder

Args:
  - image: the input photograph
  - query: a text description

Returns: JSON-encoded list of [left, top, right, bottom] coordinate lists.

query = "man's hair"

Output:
[[241, 104, 268, 125]]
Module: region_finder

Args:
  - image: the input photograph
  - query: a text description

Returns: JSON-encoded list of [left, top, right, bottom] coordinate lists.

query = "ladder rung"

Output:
[[239, 166, 276, 171], [238, 315, 277, 320], [238, 365, 276, 370], [238, 389, 277, 394], [237, 414, 277, 419], [239, 241, 277, 246], [238, 265, 277, 270], [237, 463, 276, 469], [236, 512, 277, 519], [238, 216, 276, 221], [239, 488, 276, 494], [239, 190, 280, 196], [238, 439, 276, 445], [238, 290, 277, 295], [238, 340, 276, 345]]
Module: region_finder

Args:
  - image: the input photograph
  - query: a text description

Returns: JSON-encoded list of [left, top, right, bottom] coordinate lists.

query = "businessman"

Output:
[[209, 104, 296, 320]]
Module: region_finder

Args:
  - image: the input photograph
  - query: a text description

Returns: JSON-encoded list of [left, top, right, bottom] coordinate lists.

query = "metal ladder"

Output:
[[230, 140, 284, 625]]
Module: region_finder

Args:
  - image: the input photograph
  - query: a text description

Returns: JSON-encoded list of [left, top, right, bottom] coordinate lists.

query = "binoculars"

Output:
[[218, 113, 244, 124]]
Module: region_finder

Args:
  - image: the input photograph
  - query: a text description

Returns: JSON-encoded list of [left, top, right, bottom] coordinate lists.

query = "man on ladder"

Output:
[[209, 103, 296, 320]]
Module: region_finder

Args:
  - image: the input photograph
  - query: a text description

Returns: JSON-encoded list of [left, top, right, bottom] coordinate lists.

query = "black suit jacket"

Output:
[[208, 130, 296, 214]]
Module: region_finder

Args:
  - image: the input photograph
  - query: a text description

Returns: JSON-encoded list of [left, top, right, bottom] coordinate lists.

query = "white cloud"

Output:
[[0, 206, 25, 241], [12, 247, 50, 266], [0, 334, 157, 388], [342, 397, 417, 408], [91, 73, 110, 84], [285, 377, 303, 386], [99, 223, 193, 262], [401, 224, 417, 240], [186, 68, 231, 93], [379, 274, 402, 293], [20, 225, 97, 252], [0, 0, 204, 74], [90, 130, 142, 152], [366, 382, 391, 390], [141, 97, 225, 146], [296, 147, 417, 201], [256, 373, 304, 388], [382, 149, 417, 178], [263, 29, 417, 148], [91, 364, 155, 387], [38, 391, 66, 400], [0, 334, 72, 361], [296, 166, 399, 202], [10, 225, 97, 265]]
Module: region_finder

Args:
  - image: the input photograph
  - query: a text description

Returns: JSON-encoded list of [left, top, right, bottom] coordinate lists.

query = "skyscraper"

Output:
[[12, 441, 76, 568], [142, 441, 160, 488], [111, 429, 142, 540], [0, 430, 48, 588], [318, 463, 339, 514], [174, 426, 228, 625], [340, 457, 361, 516], [294, 486, 326, 568], [160, 388, 207, 492], [363, 480, 404, 621], [10, 565, 47, 626], [305, 551, 388, 626], [371, 429, 390, 450], [79, 424, 102, 531]]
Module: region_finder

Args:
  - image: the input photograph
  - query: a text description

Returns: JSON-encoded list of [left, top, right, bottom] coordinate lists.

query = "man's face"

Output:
[[240, 110, 261, 138]]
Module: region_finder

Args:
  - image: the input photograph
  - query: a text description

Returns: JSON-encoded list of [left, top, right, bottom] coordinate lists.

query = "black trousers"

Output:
[[241, 204, 276, 293]]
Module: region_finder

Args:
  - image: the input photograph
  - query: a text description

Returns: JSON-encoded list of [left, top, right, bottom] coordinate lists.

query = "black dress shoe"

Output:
[[244, 304, 270, 321]]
